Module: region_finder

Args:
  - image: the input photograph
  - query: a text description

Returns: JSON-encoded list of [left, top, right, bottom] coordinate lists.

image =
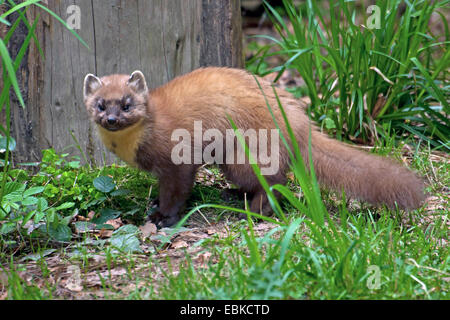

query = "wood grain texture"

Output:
[[8, 0, 242, 165], [201, 0, 243, 68]]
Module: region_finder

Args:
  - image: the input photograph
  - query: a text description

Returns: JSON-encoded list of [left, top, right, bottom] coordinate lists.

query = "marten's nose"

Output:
[[107, 116, 118, 125]]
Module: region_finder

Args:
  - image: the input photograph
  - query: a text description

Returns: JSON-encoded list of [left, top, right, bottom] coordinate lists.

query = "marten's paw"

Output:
[[238, 202, 274, 220], [149, 211, 180, 228]]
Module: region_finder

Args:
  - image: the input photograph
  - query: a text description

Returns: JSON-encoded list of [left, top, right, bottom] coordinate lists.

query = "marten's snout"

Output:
[[101, 114, 122, 131], [107, 116, 119, 125]]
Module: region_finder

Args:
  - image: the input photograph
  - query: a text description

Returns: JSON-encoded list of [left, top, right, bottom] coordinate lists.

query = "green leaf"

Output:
[[95, 224, 115, 230], [22, 249, 56, 262], [324, 118, 336, 130], [93, 176, 116, 193], [73, 221, 97, 232], [46, 209, 56, 223], [68, 161, 81, 169], [22, 196, 38, 206], [91, 208, 122, 225], [110, 189, 131, 197], [125, 207, 141, 216], [2, 182, 25, 197], [113, 224, 140, 236], [22, 210, 36, 226], [60, 209, 78, 226], [0, 222, 16, 235], [48, 224, 72, 242], [23, 186, 45, 198], [36, 198, 48, 213], [54, 202, 75, 211], [110, 225, 142, 253]]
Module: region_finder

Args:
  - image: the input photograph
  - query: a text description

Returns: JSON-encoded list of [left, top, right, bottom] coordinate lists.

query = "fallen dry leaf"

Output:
[[176, 230, 209, 243], [139, 221, 158, 240], [194, 252, 212, 269], [287, 172, 295, 181], [0, 271, 8, 291], [171, 240, 189, 249], [87, 211, 95, 220], [64, 266, 83, 292], [98, 218, 123, 239], [84, 268, 128, 288], [98, 228, 113, 238], [106, 218, 123, 230]]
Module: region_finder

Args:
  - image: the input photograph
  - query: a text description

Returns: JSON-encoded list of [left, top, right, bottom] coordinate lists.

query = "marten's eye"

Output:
[[97, 101, 106, 112], [122, 104, 132, 112]]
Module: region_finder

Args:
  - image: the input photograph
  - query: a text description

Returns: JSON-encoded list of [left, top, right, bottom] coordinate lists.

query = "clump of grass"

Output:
[[249, 0, 449, 150]]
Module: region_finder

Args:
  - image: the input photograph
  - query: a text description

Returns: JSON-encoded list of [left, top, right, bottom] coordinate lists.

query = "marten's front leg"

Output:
[[150, 166, 197, 228]]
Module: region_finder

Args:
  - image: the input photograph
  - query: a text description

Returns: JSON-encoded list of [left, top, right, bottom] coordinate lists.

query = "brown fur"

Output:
[[84, 67, 426, 227]]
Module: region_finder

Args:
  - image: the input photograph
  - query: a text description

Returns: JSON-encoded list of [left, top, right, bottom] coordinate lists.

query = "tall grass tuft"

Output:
[[249, 0, 449, 150]]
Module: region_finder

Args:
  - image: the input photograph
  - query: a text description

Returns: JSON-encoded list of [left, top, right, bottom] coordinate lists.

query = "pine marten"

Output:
[[83, 67, 426, 227]]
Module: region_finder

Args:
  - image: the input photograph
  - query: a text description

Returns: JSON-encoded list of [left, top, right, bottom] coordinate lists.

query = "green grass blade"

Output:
[[0, 16, 39, 113], [0, 38, 25, 108], [0, 0, 41, 18]]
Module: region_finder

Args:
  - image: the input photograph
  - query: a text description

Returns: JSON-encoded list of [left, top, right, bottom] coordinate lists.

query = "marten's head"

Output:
[[83, 71, 149, 132]]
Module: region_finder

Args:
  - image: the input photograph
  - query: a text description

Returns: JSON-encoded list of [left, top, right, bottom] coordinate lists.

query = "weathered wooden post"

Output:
[[6, 0, 243, 165]]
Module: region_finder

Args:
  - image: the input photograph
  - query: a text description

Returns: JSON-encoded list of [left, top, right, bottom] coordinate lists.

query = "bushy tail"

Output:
[[304, 130, 426, 210]]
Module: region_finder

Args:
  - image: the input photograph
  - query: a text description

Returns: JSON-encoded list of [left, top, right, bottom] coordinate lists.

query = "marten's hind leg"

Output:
[[221, 163, 286, 218], [249, 174, 286, 217]]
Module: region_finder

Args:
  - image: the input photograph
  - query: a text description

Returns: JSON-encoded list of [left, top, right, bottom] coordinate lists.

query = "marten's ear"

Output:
[[83, 74, 103, 100], [127, 71, 148, 95]]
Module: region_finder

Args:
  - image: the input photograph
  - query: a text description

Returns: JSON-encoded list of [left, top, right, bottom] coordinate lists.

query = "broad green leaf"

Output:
[[23, 186, 45, 198], [91, 208, 122, 225], [48, 224, 72, 242], [22, 249, 56, 262], [110, 225, 142, 253], [93, 176, 116, 193], [0, 222, 16, 235], [2, 181, 25, 197], [73, 221, 97, 232], [22, 196, 38, 206], [36, 197, 48, 212], [55, 202, 75, 211], [110, 189, 131, 197]]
